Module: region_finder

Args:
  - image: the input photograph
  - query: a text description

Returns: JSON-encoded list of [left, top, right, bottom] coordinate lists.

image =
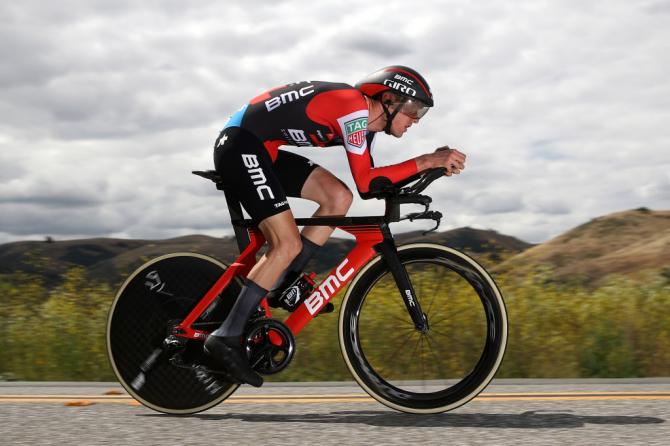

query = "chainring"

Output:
[[245, 318, 296, 375]]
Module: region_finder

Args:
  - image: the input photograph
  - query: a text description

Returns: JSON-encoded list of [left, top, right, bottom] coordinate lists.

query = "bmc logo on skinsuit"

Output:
[[241, 154, 275, 200], [265, 83, 315, 112], [304, 258, 354, 315], [281, 128, 311, 147]]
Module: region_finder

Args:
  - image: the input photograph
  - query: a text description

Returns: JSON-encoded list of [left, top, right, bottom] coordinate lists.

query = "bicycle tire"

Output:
[[107, 253, 243, 414], [339, 243, 508, 414]]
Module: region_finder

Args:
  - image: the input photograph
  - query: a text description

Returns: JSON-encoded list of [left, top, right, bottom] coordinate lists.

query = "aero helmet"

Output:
[[355, 65, 433, 133]]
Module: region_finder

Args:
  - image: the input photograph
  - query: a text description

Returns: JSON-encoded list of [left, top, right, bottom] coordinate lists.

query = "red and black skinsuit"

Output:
[[214, 81, 419, 221]]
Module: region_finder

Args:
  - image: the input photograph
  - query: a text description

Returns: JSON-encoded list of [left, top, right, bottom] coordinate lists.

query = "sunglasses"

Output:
[[391, 98, 431, 119]]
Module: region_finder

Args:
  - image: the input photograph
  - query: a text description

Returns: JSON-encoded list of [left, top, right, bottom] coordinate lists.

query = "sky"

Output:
[[1, 0, 668, 245]]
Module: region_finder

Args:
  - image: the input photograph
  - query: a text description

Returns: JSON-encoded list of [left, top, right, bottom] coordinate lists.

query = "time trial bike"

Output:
[[106, 167, 508, 414]]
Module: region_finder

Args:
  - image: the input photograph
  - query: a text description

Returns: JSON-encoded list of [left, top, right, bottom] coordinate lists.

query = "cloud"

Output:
[[0, 155, 27, 182], [469, 191, 524, 214], [0, 204, 119, 236], [0, 0, 668, 245], [342, 32, 412, 58]]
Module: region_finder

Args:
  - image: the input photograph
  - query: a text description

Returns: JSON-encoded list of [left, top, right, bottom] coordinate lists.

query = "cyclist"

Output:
[[204, 65, 466, 386]]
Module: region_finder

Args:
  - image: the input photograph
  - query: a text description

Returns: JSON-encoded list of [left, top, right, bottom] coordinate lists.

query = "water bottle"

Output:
[[278, 272, 317, 312]]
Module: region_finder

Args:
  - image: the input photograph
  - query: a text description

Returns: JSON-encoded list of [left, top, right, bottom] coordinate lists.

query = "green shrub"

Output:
[[1, 267, 668, 381]]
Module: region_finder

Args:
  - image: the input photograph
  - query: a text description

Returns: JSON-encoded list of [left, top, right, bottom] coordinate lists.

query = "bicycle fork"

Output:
[[375, 227, 428, 333]]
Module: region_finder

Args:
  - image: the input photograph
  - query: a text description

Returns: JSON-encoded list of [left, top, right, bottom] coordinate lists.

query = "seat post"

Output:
[[192, 170, 252, 254], [223, 188, 251, 253]]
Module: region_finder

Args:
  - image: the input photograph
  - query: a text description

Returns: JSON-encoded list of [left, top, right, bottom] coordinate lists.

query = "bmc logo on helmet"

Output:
[[394, 74, 415, 85], [383, 79, 417, 97], [304, 258, 354, 315]]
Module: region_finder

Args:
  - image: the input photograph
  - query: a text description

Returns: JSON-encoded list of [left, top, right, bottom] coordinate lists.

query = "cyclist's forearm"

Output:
[[415, 154, 434, 171], [416, 149, 467, 173]]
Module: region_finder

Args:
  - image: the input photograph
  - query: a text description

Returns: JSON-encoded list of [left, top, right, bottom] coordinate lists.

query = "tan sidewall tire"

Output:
[[106, 252, 240, 414], [338, 243, 508, 414]]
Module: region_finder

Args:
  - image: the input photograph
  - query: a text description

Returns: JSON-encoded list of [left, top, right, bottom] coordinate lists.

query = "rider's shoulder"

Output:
[[310, 82, 367, 108]]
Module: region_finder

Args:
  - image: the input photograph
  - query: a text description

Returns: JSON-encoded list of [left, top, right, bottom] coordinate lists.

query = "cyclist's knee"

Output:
[[336, 187, 354, 212], [286, 236, 303, 259], [268, 235, 302, 265], [323, 185, 353, 214]]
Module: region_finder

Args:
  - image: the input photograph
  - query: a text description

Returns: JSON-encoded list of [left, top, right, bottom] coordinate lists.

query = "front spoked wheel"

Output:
[[339, 243, 508, 414], [107, 253, 243, 414]]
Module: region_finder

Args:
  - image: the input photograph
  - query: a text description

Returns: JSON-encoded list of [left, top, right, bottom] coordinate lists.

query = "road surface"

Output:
[[1, 379, 668, 445]]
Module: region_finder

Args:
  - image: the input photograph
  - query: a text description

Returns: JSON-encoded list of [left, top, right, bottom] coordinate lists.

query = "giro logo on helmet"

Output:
[[383, 79, 417, 97], [355, 65, 434, 108]]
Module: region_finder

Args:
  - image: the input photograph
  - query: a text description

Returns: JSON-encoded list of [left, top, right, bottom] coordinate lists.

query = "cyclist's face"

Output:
[[389, 109, 419, 138], [394, 98, 431, 120], [379, 92, 423, 138]]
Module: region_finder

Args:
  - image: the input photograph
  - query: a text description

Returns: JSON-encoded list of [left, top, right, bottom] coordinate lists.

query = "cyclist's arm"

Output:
[[306, 88, 424, 194], [344, 141, 418, 194], [308, 89, 420, 194]]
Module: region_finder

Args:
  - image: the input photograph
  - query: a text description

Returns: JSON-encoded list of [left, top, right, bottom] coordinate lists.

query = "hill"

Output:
[[494, 208, 670, 285], [393, 227, 532, 255], [0, 227, 531, 288], [0, 235, 240, 287], [3, 209, 667, 290]]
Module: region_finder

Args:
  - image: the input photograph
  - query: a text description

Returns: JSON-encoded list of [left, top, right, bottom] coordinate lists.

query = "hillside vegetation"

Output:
[[495, 208, 670, 285], [0, 227, 531, 289], [1, 208, 668, 381]]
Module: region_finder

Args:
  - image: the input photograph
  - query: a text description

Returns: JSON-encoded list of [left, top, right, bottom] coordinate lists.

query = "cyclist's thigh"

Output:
[[298, 166, 351, 204], [273, 150, 321, 198], [214, 127, 289, 222]]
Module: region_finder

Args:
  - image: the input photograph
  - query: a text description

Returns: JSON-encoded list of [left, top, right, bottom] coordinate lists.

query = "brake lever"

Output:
[[402, 210, 443, 235], [423, 214, 442, 235]]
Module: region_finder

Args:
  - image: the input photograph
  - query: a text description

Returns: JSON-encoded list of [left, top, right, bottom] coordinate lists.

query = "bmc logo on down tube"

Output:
[[304, 258, 354, 315]]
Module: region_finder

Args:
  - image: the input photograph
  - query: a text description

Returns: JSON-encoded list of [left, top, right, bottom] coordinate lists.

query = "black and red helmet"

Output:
[[355, 65, 434, 108]]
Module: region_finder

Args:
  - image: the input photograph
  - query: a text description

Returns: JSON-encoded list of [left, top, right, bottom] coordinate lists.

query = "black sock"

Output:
[[270, 234, 321, 291], [212, 279, 268, 338]]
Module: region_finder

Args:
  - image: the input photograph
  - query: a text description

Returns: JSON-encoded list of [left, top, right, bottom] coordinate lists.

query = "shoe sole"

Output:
[[203, 338, 263, 388]]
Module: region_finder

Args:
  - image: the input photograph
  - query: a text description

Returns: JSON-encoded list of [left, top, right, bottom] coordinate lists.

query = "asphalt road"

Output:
[[1, 379, 668, 445]]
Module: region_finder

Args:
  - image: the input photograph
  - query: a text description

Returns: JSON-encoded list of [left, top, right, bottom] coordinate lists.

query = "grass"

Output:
[[1, 265, 669, 381]]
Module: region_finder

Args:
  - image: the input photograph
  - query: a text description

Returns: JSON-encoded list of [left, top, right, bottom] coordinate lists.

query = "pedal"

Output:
[[164, 335, 188, 350], [169, 352, 240, 383], [193, 365, 233, 394]]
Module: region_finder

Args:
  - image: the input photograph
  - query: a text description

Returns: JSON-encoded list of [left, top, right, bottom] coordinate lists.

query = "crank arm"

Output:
[[130, 347, 165, 391], [130, 335, 188, 391]]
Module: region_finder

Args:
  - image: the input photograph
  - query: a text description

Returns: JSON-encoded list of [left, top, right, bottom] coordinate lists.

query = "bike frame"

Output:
[[173, 185, 427, 342]]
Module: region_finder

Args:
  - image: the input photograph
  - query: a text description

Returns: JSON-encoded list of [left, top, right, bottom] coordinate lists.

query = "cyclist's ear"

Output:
[[380, 91, 398, 106]]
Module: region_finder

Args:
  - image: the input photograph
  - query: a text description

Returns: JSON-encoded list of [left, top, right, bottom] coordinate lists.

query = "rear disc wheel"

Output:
[[107, 253, 243, 414]]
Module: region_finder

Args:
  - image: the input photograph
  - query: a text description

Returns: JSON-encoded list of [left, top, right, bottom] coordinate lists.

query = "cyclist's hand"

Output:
[[434, 145, 466, 176]]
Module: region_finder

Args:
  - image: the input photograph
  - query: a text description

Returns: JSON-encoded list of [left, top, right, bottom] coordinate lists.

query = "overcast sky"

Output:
[[1, 0, 668, 245]]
